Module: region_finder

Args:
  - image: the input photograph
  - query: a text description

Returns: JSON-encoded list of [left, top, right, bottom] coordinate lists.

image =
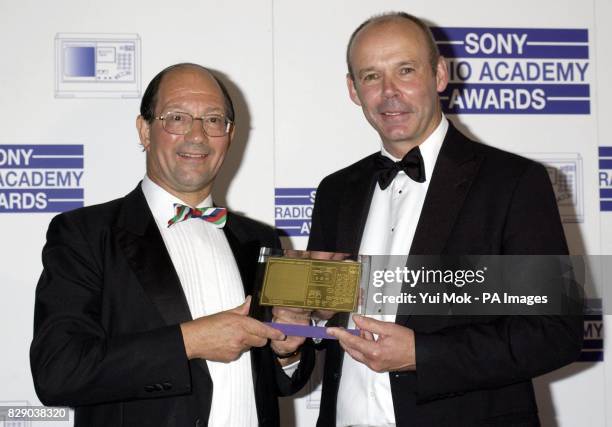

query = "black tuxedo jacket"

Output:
[[30, 184, 312, 427], [308, 121, 583, 426]]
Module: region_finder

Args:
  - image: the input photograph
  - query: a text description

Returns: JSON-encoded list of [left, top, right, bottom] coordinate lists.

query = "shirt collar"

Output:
[[380, 115, 448, 182], [141, 175, 213, 225]]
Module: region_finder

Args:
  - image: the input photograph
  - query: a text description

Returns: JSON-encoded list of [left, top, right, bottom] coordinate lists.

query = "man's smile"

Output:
[[177, 152, 209, 159]]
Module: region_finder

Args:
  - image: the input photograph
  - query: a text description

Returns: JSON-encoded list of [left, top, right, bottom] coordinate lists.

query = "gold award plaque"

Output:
[[259, 257, 361, 312]]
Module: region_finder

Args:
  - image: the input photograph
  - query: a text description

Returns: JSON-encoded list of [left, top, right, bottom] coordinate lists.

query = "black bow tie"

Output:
[[375, 147, 426, 190]]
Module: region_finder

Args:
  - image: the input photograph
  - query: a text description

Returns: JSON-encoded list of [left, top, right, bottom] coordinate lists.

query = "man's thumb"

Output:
[[230, 295, 251, 316]]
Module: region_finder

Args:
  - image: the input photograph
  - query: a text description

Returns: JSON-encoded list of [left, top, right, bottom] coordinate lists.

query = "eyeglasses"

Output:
[[155, 111, 233, 137]]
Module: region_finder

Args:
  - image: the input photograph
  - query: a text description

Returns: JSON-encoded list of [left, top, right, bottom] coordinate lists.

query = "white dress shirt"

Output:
[[141, 176, 258, 427], [335, 116, 448, 427]]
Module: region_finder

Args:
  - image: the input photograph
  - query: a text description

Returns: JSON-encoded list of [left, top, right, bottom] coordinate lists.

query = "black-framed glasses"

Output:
[[155, 111, 233, 137]]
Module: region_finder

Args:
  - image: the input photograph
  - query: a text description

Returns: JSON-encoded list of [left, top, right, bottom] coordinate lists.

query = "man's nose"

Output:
[[185, 118, 208, 143], [382, 76, 399, 98]]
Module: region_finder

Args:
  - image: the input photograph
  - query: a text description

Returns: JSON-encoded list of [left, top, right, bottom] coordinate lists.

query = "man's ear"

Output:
[[136, 115, 151, 151], [228, 123, 235, 146], [346, 74, 362, 107], [435, 56, 449, 93]]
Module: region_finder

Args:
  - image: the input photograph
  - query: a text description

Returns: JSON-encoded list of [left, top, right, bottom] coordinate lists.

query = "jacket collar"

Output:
[[335, 120, 482, 255]]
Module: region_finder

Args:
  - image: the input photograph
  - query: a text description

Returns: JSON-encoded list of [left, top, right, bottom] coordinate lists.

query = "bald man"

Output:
[[308, 13, 582, 427]]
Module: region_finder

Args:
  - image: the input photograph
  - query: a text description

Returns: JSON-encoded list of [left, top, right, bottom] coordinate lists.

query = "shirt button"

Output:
[[399, 190, 403, 194]]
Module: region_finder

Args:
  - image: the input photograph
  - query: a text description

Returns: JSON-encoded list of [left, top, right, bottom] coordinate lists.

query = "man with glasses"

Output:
[[30, 63, 311, 427]]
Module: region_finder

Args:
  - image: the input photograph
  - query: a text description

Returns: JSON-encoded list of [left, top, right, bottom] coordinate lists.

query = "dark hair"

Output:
[[139, 63, 235, 123], [346, 12, 440, 80]]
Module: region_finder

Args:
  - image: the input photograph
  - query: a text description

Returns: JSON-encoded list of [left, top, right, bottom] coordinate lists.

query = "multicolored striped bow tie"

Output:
[[167, 204, 227, 228]]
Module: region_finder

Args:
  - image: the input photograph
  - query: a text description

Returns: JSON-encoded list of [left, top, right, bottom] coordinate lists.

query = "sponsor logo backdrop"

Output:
[[1, 0, 610, 425]]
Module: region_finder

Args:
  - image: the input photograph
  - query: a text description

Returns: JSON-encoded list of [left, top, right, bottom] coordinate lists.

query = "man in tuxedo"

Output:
[[30, 63, 311, 427], [308, 13, 582, 426]]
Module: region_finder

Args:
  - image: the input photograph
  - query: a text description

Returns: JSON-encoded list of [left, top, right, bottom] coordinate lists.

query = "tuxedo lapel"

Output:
[[115, 184, 213, 382], [328, 157, 378, 329], [337, 154, 379, 254], [223, 217, 251, 293], [410, 122, 483, 255], [115, 184, 193, 326], [222, 214, 274, 406]]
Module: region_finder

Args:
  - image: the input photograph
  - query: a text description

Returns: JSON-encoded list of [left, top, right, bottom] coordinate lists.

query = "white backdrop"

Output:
[[0, 0, 610, 426]]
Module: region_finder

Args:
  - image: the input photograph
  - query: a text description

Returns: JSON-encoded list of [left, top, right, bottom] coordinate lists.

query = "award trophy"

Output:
[[253, 247, 370, 339]]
